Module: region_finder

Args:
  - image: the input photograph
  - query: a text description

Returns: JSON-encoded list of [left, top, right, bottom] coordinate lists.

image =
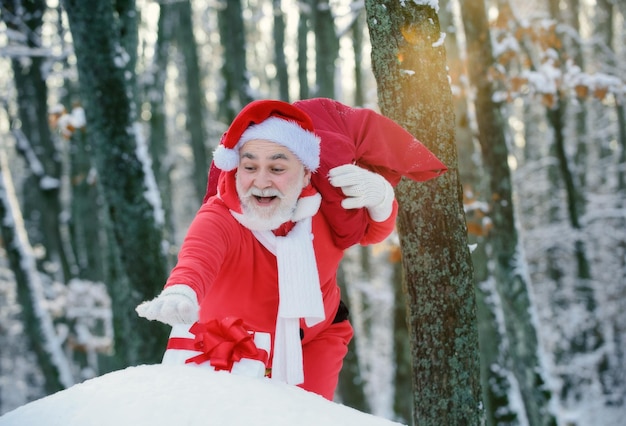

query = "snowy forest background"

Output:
[[0, 0, 624, 425]]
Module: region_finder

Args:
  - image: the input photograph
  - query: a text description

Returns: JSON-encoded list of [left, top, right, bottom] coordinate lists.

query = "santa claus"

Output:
[[136, 98, 446, 400]]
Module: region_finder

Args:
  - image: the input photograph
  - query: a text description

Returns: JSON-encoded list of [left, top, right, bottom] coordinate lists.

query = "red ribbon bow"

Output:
[[182, 318, 269, 371]]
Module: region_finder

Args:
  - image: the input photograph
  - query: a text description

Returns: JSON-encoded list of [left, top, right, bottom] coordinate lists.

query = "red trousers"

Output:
[[298, 320, 354, 400]]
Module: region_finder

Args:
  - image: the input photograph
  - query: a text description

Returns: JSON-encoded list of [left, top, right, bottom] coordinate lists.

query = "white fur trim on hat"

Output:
[[213, 144, 240, 171], [213, 117, 321, 172]]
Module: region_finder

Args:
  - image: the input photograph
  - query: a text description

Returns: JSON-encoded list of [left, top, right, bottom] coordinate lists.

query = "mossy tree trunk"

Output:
[[62, 0, 169, 367], [365, 2, 482, 424]]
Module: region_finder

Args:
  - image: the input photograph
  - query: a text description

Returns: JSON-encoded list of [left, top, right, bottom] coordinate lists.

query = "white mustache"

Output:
[[245, 187, 284, 198]]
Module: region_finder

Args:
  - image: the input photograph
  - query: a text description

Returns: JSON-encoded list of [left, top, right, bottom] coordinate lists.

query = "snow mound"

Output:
[[0, 364, 405, 426]]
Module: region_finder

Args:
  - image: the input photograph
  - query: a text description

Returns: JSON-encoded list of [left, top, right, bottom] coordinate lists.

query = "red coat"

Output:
[[165, 193, 397, 359]]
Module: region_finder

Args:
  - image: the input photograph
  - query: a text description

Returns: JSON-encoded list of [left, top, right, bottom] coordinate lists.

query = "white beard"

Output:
[[235, 173, 304, 231]]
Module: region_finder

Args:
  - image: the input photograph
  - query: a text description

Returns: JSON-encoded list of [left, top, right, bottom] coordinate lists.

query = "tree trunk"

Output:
[[148, 2, 177, 261], [594, 0, 626, 191], [366, 2, 482, 424], [336, 260, 370, 413], [351, 6, 365, 107], [460, 1, 556, 425], [217, 0, 251, 121], [175, 0, 210, 202], [2, 0, 72, 282], [311, 0, 339, 98], [297, 3, 310, 99], [391, 257, 411, 424], [68, 122, 106, 282], [62, 0, 169, 367], [273, 0, 290, 101], [438, 1, 506, 424], [0, 148, 74, 394], [115, 0, 139, 106], [562, 0, 590, 191]]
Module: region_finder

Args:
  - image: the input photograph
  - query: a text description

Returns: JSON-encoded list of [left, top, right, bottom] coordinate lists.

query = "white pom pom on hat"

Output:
[[212, 100, 321, 172]]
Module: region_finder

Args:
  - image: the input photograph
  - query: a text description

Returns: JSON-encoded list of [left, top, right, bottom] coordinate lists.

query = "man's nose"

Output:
[[254, 170, 272, 188]]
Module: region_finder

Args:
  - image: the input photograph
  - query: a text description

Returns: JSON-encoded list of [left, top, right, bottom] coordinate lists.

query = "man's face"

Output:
[[235, 139, 311, 230]]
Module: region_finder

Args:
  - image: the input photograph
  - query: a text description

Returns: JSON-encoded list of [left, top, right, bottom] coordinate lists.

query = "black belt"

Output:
[[332, 300, 349, 324], [300, 300, 349, 340]]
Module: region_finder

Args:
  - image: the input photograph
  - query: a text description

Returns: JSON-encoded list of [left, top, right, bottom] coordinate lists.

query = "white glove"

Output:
[[136, 284, 199, 326], [328, 164, 395, 222]]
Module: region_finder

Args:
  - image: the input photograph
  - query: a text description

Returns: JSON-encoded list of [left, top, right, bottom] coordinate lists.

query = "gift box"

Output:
[[162, 318, 270, 379]]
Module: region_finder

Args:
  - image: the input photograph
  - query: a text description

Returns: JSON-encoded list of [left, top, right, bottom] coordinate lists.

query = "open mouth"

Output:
[[254, 195, 277, 205]]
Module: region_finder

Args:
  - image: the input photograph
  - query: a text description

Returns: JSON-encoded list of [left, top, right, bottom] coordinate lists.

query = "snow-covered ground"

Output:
[[0, 364, 404, 426]]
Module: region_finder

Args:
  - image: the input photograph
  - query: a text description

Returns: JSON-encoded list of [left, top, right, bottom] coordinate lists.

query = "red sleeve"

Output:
[[359, 200, 398, 246], [165, 199, 233, 300]]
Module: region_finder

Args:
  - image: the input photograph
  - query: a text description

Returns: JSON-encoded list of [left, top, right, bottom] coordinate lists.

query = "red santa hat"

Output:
[[213, 100, 321, 172]]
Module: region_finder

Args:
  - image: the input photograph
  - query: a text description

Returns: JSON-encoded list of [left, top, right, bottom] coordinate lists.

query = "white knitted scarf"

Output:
[[249, 194, 324, 385]]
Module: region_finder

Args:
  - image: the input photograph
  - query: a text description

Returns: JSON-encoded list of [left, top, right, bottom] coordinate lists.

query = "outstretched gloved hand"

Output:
[[328, 164, 395, 222], [136, 284, 199, 326]]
